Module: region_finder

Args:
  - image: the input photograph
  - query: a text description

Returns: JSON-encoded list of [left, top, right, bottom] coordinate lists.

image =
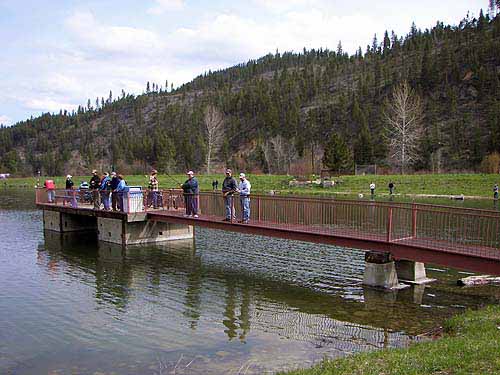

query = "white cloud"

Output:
[[24, 98, 79, 112], [252, 0, 319, 13], [0, 115, 11, 126], [147, 0, 184, 15], [65, 11, 164, 56], [166, 9, 385, 63], [3, 0, 484, 123]]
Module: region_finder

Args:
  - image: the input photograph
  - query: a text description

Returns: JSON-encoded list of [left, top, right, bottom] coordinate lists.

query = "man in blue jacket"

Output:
[[115, 174, 128, 212], [99, 172, 111, 210], [110, 172, 119, 211], [181, 171, 199, 218], [237, 173, 251, 224]]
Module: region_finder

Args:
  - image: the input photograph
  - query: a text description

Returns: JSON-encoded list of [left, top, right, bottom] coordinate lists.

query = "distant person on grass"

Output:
[[388, 181, 395, 195], [370, 182, 375, 197], [494, 183, 499, 200], [221, 169, 237, 221], [89, 169, 101, 209], [181, 171, 199, 218]]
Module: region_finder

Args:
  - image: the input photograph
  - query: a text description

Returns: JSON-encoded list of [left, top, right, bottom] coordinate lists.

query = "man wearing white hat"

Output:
[[181, 171, 199, 217], [237, 173, 251, 224], [65, 174, 77, 208], [89, 169, 101, 209]]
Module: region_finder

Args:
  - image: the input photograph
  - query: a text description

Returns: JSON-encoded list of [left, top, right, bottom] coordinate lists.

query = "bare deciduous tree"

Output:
[[204, 105, 224, 174], [384, 81, 424, 174], [263, 135, 298, 174]]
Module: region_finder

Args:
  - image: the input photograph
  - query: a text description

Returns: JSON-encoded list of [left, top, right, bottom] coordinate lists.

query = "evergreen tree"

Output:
[[322, 133, 353, 173]]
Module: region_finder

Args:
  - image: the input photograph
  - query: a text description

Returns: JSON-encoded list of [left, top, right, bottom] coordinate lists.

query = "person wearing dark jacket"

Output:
[[65, 174, 77, 208], [181, 171, 199, 217], [89, 169, 101, 209], [221, 168, 237, 221], [110, 171, 119, 211]]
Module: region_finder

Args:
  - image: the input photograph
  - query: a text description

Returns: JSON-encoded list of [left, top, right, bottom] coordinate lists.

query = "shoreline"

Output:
[[280, 305, 500, 375]]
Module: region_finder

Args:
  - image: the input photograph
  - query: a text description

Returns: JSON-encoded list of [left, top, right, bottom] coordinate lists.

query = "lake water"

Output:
[[1, 189, 499, 374]]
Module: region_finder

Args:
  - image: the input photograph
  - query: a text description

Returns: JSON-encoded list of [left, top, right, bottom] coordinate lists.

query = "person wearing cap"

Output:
[[89, 169, 101, 209], [237, 173, 251, 224], [148, 170, 160, 209], [115, 174, 128, 212], [110, 171, 119, 211], [221, 169, 237, 221], [99, 172, 111, 210], [181, 171, 199, 217], [65, 174, 77, 208]]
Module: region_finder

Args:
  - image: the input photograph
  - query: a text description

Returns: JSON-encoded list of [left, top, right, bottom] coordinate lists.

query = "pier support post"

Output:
[[97, 217, 193, 245], [363, 252, 408, 290], [43, 210, 97, 232], [395, 260, 435, 284]]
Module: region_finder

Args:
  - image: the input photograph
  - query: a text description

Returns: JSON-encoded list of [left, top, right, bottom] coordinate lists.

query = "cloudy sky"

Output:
[[0, 0, 487, 126]]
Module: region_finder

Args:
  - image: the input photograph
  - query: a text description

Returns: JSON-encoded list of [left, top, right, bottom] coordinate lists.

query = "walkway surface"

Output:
[[36, 188, 500, 274]]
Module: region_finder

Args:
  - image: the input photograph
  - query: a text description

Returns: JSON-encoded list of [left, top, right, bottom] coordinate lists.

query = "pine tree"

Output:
[[322, 133, 353, 173]]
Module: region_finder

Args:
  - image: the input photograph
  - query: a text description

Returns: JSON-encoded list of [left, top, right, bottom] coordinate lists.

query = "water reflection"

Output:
[[3, 206, 498, 374], [37, 230, 460, 345]]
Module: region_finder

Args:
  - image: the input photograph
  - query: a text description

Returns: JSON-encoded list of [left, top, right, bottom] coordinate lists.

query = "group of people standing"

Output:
[[180, 169, 251, 223], [44, 170, 128, 211]]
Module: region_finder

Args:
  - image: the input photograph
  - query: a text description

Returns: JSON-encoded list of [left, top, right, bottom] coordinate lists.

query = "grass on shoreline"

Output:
[[3, 173, 500, 198], [280, 306, 500, 375]]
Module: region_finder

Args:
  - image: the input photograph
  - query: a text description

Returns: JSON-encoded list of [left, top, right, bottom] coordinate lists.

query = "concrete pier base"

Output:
[[363, 261, 400, 289], [43, 210, 97, 232], [395, 260, 436, 284], [97, 217, 193, 245], [363, 252, 409, 290]]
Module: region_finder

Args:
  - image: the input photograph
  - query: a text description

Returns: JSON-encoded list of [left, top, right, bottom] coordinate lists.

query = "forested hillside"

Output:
[[1, 10, 500, 176]]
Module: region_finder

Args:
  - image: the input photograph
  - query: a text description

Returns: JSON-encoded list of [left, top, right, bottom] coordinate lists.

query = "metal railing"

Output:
[[35, 188, 144, 213], [145, 190, 500, 253], [37, 188, 500, 253]]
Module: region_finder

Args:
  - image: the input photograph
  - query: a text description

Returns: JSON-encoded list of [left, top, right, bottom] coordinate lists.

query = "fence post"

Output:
[[411, 203, 417, 238], [257, 196, 261, 222], [386, 207, 393, 242], [230, 197, 234, 224]]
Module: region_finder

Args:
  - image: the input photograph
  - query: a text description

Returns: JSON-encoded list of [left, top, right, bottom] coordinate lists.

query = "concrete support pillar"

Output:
[[363, 251, 399, 289], [43, 210, 61, 232], [395, 260, 435, 284], [43, 210, 97, 232], [363, 251, 408, 290], [97, 217, 193, 245]]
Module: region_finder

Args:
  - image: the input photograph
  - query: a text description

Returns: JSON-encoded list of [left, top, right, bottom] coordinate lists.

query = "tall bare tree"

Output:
[[204, 105, 225, 174], [384, 81, 424, 174], [263, 135, 298, 174]]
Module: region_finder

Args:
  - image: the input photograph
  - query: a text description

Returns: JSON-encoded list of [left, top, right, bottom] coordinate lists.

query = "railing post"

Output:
[[230, 196, 234, 224], [386, 207, 393, 242], [411, 203, 417, 238], [257, 196, 261, 222]]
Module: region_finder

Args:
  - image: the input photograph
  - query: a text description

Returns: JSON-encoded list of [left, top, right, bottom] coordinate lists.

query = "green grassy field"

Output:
[[3, 173, 500, 198], [280, 306, 500, 375]]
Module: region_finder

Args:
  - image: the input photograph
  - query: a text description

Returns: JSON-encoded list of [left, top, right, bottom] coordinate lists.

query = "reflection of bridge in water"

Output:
[[39, 231, 485, 356], [36, 188, 500, 275]]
